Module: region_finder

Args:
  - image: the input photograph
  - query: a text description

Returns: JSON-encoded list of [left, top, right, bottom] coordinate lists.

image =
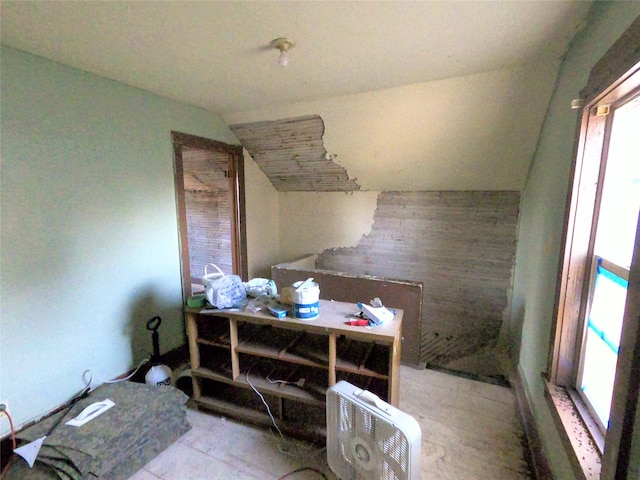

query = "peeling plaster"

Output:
[[230, 115, 360, 192]]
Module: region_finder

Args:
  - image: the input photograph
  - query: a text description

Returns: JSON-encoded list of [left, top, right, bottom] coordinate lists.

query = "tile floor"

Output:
[[127, 366, 533, 480]]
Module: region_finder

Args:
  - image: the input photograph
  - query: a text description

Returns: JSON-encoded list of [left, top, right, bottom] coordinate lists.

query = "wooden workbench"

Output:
[[185, 299, 402, 438]]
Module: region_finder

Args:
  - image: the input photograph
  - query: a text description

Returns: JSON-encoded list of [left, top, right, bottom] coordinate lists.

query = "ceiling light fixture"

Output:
[[271, 37, 295, 67]]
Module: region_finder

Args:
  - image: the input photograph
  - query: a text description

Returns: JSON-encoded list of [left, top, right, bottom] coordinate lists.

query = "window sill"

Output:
[[544, 381, 602, 479]]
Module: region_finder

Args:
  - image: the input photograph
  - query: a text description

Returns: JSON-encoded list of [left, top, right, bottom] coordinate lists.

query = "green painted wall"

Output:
[[510, 3, 640, 478], [0, 46, 246, 433]]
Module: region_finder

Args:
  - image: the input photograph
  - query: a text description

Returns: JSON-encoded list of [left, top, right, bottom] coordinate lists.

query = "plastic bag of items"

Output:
[[243, 278, 278, 298], [202, 264, 246, 309]]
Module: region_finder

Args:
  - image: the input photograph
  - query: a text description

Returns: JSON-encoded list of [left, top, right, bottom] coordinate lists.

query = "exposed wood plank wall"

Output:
[[183, 148, 233, 282], [316, 191, 520, 369], [230, 115, 360, 192]]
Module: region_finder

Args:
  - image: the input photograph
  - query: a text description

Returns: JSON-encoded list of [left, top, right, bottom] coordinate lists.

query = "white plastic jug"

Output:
[[145, 364, 172, 386]]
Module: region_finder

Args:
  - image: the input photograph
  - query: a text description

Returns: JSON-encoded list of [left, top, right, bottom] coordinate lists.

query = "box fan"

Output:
[[327, 381, 421, 480]]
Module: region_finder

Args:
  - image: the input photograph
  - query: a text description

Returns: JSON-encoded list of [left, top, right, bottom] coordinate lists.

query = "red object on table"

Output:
[[345, 320, 370, 326]]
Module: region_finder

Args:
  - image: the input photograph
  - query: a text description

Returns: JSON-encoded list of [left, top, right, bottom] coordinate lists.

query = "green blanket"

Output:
[[5, 381, 190, 480]]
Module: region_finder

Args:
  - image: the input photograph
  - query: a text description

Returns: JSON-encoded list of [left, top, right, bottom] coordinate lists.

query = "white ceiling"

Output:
[[0, 1, 591, 116]]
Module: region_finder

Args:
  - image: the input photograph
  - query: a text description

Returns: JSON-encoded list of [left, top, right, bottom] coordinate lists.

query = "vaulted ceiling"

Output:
[[1, 1, 590, 115], [1, 1, 594, 192]]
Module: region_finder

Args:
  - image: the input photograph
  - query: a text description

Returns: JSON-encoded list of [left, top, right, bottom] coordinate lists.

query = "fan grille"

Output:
[[331, 394, 410, 480]]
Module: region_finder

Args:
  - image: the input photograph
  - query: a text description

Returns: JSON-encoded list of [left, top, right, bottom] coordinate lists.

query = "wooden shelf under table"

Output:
[[185, 299, 403, 429]]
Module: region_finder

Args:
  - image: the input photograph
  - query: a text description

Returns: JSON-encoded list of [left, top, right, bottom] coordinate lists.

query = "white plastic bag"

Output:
[[202, 264, 246, 309], [203, 263, 225, 285], [244, 278, 278, 298]]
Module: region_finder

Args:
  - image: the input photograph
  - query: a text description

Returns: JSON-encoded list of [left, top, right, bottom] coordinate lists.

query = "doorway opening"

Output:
[[172, 132, 247, 300]]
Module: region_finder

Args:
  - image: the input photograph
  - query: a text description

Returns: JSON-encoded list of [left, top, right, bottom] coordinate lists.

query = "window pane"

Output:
[[594, 95, 640, 268], [581, 328, 618, 427], [581, 264, 628, 427], [581, 94, 640, 430], [588, 263, 627, 350]]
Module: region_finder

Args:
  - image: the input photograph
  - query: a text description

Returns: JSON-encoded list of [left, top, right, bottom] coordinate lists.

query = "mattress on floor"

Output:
[[5, 381, 191, 480]]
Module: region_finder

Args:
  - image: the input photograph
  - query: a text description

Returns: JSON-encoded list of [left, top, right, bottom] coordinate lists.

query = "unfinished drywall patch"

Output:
[[229, 115, 360, 192], [244, 150, 280, 279], [278, 191, 379, 260], [316, 191, 520, 377]]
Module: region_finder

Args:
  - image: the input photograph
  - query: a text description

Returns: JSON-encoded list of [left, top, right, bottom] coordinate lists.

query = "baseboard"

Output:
[[514, 365, 553, 480], [427, 365, 511, 388]]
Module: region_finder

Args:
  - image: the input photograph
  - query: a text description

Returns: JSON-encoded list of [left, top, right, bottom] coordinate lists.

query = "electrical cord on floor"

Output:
[[265, 428, 328, 463], [246, 363, 329, 469], [304, 445, 328, 464], [0, 384, 91, 479], [267, 376, 306, 388], [277, 466, 328, 479], [84, 358, 150, 388], [265, 365, 305, 388], [0, 368, 100, 479], [245, 369, 286, 443]]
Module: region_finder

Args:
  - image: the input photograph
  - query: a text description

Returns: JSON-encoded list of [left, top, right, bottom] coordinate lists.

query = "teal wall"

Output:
[[510, 3, 640, 478], [0, 46, 240, 433]]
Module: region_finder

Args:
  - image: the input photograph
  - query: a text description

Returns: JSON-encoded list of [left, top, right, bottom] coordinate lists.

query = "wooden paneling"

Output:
[[316, 191, 520, 369], [182, 149, 233, 279], [230, 115, 360, 192]]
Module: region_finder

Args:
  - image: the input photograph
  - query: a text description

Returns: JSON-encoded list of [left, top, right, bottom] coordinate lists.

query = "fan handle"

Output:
[[354, 389, 391, 414]]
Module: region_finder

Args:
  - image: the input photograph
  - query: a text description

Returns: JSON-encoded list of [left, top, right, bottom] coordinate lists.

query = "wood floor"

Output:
[[127, 366, 533, 480]]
